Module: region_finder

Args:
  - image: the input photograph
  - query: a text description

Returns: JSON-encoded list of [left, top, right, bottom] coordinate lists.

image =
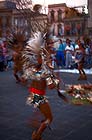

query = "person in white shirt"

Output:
[[65, 39, 74, 68]]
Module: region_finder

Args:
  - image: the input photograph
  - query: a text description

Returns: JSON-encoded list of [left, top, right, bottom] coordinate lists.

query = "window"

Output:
[[89, 29, 92, 36], [64, 24, 71, 36], [71, 22, 76, 35], [51, 10, 55, 23], [58, 9, 62, 22], [58, 24, 63, 36], [76, 23, 82, 35], [14, 18, 18, 26]]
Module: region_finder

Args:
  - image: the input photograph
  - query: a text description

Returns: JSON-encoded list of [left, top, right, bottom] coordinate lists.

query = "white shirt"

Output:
[[65, 45, 74, 53]]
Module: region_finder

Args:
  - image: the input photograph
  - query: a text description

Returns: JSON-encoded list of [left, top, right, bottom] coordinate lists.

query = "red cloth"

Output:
[[29, 87, 46, 95]]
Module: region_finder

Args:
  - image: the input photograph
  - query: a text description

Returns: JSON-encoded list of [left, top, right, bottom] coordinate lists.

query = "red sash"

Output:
[[29, 87, 45, 95]]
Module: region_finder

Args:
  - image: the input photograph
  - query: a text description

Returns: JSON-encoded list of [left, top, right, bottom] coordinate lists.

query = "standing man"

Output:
[[65, 38, 74, 69], [56, 39, 65, 68]]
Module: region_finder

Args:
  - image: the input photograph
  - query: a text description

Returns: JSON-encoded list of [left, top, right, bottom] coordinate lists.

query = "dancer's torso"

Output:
[[31, 79, 47, 90]]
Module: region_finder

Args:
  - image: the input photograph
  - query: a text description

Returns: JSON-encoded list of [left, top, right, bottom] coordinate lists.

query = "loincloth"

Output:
[[26, 93, 48, 108]]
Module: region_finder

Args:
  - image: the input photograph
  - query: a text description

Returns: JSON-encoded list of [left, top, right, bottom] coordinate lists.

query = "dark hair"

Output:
[[59, 39, 62, 42]]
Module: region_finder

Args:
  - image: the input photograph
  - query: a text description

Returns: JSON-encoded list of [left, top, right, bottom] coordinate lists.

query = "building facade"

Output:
[[48, 3, 66, 36], [0, 1, 91, 39], [0, 1, 16, 37], [87, 0, 92, 36], [0, 1, 47, 38], [48, 3, 88, 39]]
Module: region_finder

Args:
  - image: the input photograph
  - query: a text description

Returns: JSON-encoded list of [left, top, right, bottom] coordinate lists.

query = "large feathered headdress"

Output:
[[22, 24, 59, 76], [22, 31, 45, 70], [7, 29, 27, 52]]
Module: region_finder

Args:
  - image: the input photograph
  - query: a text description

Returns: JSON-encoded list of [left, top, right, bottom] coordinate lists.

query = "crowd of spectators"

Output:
[[0, 36, 92, 72], [52, 37, 92, 70], [0, 38, 13, 72]]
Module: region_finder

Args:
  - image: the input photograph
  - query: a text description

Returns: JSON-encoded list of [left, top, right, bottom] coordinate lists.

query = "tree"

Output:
[[6, 0, 48, 37], [65, 7, 82, 18], [33, 4, 42, 13]]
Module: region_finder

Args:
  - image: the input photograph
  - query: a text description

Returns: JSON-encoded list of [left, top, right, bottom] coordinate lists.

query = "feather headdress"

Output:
[[7, 29, 27, 52], [21, 24, 60, 80], [22, 32, 45, 70], [26, 31, 44, 53], [21, 31, 53, 80]]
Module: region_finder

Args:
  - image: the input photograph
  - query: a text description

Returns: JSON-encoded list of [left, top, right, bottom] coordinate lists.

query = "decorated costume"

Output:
[[21, 31, 68, 140], [65, 84, 92, 105], [8, 32, 27, 83], [74, 40, 87, 80]]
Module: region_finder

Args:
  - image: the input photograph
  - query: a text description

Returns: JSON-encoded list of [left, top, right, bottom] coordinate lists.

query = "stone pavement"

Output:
[[0, 70, 92, 140]]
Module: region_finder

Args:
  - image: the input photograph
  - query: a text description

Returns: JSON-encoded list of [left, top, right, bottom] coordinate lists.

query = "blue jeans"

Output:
[[56, 51, 65, 67]]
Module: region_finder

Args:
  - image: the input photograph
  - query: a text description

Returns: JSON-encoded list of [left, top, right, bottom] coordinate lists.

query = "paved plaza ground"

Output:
[[0, 70, 92, 140]]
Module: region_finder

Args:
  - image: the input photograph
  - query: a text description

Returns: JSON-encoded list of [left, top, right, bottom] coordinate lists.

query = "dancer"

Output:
[[22, 32, 68, 140], [28, 54, 55, 140], [75, 39, 87, 80], [8, 32, 27, 83]]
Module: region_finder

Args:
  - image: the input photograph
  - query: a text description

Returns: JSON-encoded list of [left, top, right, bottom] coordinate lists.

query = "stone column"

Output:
[[88, 0, 92, 28], [54, 23, 58, 36], [2, 16, 7, 36], [54, 10, 58, 22]]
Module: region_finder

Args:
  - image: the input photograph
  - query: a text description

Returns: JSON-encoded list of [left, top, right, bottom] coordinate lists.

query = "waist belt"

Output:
[[29, 87, 45, 95]]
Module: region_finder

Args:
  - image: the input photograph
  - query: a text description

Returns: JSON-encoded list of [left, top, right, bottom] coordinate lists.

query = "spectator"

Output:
[[74, 39, 87, 80], [84, 39, 92, 68], [56, 39, 65, 68], [7, 48, 13, 69], [65, 39, 74, 69], [0, 45, 4, 71], [2, 40, 8, 71]]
